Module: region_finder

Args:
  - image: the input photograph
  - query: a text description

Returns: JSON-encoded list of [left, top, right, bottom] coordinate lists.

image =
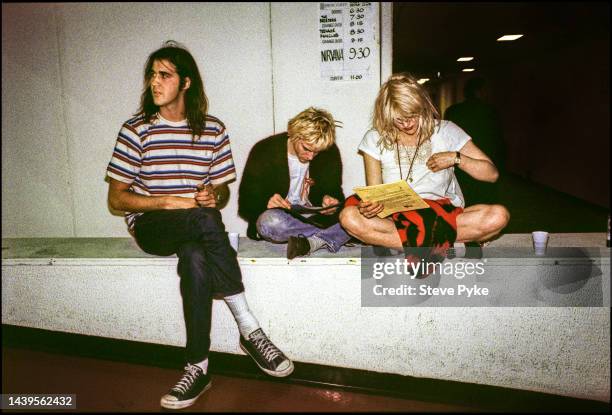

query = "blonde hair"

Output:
[[373, 73, 440, 150], [287, 107, 339, 151]]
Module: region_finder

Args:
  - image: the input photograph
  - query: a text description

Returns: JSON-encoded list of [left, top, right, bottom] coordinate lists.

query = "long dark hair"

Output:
[[137, 41, 208, 140]]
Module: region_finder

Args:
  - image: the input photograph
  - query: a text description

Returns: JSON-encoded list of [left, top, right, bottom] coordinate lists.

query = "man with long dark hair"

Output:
[[106, 41, 293, 410]]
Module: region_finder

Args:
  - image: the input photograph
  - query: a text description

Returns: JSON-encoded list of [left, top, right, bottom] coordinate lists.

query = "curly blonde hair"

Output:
[[287, 107, 340, 151], [373, 73, 440, 150]]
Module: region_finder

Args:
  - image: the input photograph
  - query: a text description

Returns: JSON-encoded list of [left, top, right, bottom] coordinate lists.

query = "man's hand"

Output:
[[195, 185, 217, 208], [267, 193, 292, 209], [320, 195, 339, 215], [426, 151, 457, 172], [358, 200, 384, 219]]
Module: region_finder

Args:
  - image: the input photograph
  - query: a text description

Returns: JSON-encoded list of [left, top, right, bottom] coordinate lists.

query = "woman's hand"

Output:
[[358, 200, 384, 219], [426, 151, 457, 172]]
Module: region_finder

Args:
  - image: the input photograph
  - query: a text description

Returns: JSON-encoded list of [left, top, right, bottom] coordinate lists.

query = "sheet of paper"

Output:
[[353, 180, 430, 218]]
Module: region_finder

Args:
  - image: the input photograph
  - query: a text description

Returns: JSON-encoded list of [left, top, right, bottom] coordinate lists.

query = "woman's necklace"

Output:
[[397, 136, 422, 183]]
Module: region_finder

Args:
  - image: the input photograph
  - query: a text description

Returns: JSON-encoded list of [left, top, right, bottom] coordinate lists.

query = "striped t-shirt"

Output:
[[106, 113, 236, 232]]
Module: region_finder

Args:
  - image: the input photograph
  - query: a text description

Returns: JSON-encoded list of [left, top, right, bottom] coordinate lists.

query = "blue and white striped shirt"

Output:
[[106, 113, 236, 232]]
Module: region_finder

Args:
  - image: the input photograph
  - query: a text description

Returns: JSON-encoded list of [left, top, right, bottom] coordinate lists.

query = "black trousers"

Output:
[[133, 207, 244, 363]]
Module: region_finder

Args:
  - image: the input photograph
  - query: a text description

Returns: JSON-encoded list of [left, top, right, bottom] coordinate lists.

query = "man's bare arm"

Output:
[[108, 178, 197, 212]]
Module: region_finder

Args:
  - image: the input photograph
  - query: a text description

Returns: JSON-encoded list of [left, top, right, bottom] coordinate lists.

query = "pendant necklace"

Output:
[[397, 136, 422, 183]]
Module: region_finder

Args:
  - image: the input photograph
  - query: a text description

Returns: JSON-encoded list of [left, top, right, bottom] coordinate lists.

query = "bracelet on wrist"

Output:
[[453, 151, 461, 166]]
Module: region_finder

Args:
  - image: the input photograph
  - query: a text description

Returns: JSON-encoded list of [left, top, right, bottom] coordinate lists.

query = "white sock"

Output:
[[306, 235, 326, 252], [224, 292, 261, 338], [453, 242, 466, 257], [193, 358, 208, 373]]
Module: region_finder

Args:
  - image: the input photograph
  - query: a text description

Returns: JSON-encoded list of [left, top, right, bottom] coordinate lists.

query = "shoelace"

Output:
[[172, 364, 201, 394], [250, 331, 282, 362]]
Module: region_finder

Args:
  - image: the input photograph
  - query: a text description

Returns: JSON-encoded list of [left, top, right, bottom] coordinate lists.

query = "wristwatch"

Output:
[[453, 151, 461, 167]]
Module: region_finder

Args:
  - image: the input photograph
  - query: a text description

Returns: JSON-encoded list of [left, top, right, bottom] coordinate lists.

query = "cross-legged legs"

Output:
[[338, 205, 402, 249], [133, 207, 294, 409], [134, 207, 244, 363], [455, 204, 510, 243], [339, 203, 510, 248], [257, 208, 351, 254]]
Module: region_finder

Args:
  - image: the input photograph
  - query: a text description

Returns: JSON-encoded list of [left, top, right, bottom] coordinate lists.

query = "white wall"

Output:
[[2, 4, 76, 236], [270, 3, 381, 195], [2, 2, 392, 238]]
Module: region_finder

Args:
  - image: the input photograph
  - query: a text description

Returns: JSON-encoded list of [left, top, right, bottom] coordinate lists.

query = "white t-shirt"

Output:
[[358, 120, 471, 207], [286, 153, 310, 205]]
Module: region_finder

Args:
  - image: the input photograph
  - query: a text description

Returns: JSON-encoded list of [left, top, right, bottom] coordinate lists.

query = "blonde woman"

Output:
[[340, 73, 509, 258]]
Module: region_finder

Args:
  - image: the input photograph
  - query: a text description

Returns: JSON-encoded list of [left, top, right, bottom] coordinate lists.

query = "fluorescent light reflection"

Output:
[[497, 34, 523, 41], [457, 57, 474, 62]]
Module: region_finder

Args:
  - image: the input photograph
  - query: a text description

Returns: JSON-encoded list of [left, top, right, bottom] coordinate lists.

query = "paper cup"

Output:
[[532, 231, 549, 256], [229, 232, 240, 252]]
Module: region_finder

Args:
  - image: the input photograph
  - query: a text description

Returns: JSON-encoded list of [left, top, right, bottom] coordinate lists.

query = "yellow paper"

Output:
[[353, 180, 430, 218]]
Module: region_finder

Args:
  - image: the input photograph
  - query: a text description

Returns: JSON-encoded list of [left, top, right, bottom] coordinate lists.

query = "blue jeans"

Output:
[[256, 209, 351, 253], [133, 208, 244, 364]]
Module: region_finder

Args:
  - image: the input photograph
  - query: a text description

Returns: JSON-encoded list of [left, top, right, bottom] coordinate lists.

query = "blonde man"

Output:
[[340, 73, 509, 262], [239, 107, 351, 259]]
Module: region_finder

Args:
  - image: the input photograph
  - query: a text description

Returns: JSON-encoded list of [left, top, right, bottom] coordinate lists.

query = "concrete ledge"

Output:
[[2, 234, 610, 402]]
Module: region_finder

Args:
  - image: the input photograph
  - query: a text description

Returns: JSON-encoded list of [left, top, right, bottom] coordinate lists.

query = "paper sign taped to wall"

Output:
[[319, 2, 377, 81]]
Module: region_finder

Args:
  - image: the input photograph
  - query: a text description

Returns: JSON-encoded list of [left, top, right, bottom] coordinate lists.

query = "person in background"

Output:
[[444, 76, 505, 205]]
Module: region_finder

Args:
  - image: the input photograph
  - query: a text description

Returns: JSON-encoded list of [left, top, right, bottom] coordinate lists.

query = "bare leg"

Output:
[[456, 204, 510, 243], [339, 206, 403, 249], [341, 203, 509, 247]]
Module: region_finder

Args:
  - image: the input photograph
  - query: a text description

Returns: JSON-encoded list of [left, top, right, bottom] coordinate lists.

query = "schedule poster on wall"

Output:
[[319, 2, 378, 81]]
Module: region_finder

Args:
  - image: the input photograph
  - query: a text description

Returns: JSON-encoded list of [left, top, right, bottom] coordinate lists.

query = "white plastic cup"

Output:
[[229, 232, 240, 252], [532, 231, 549, 256]]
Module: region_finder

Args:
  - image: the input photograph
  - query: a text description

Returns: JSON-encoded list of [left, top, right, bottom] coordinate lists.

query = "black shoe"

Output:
[[240, 328, 294, 377], [373, 245, 393, 256], [287, 235, 310, 259], [465, 242, 483, 259], [160, 363, 212, 410]]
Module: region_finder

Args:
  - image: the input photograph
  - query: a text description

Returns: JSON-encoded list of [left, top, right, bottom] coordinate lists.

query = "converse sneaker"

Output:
[[240, 328, 294, 377], [160, 363, 212, 410]]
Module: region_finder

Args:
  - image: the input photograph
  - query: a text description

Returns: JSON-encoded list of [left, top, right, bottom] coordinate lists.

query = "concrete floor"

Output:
[[494, 173, 608, 234], [2, 347, 477, 412]]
